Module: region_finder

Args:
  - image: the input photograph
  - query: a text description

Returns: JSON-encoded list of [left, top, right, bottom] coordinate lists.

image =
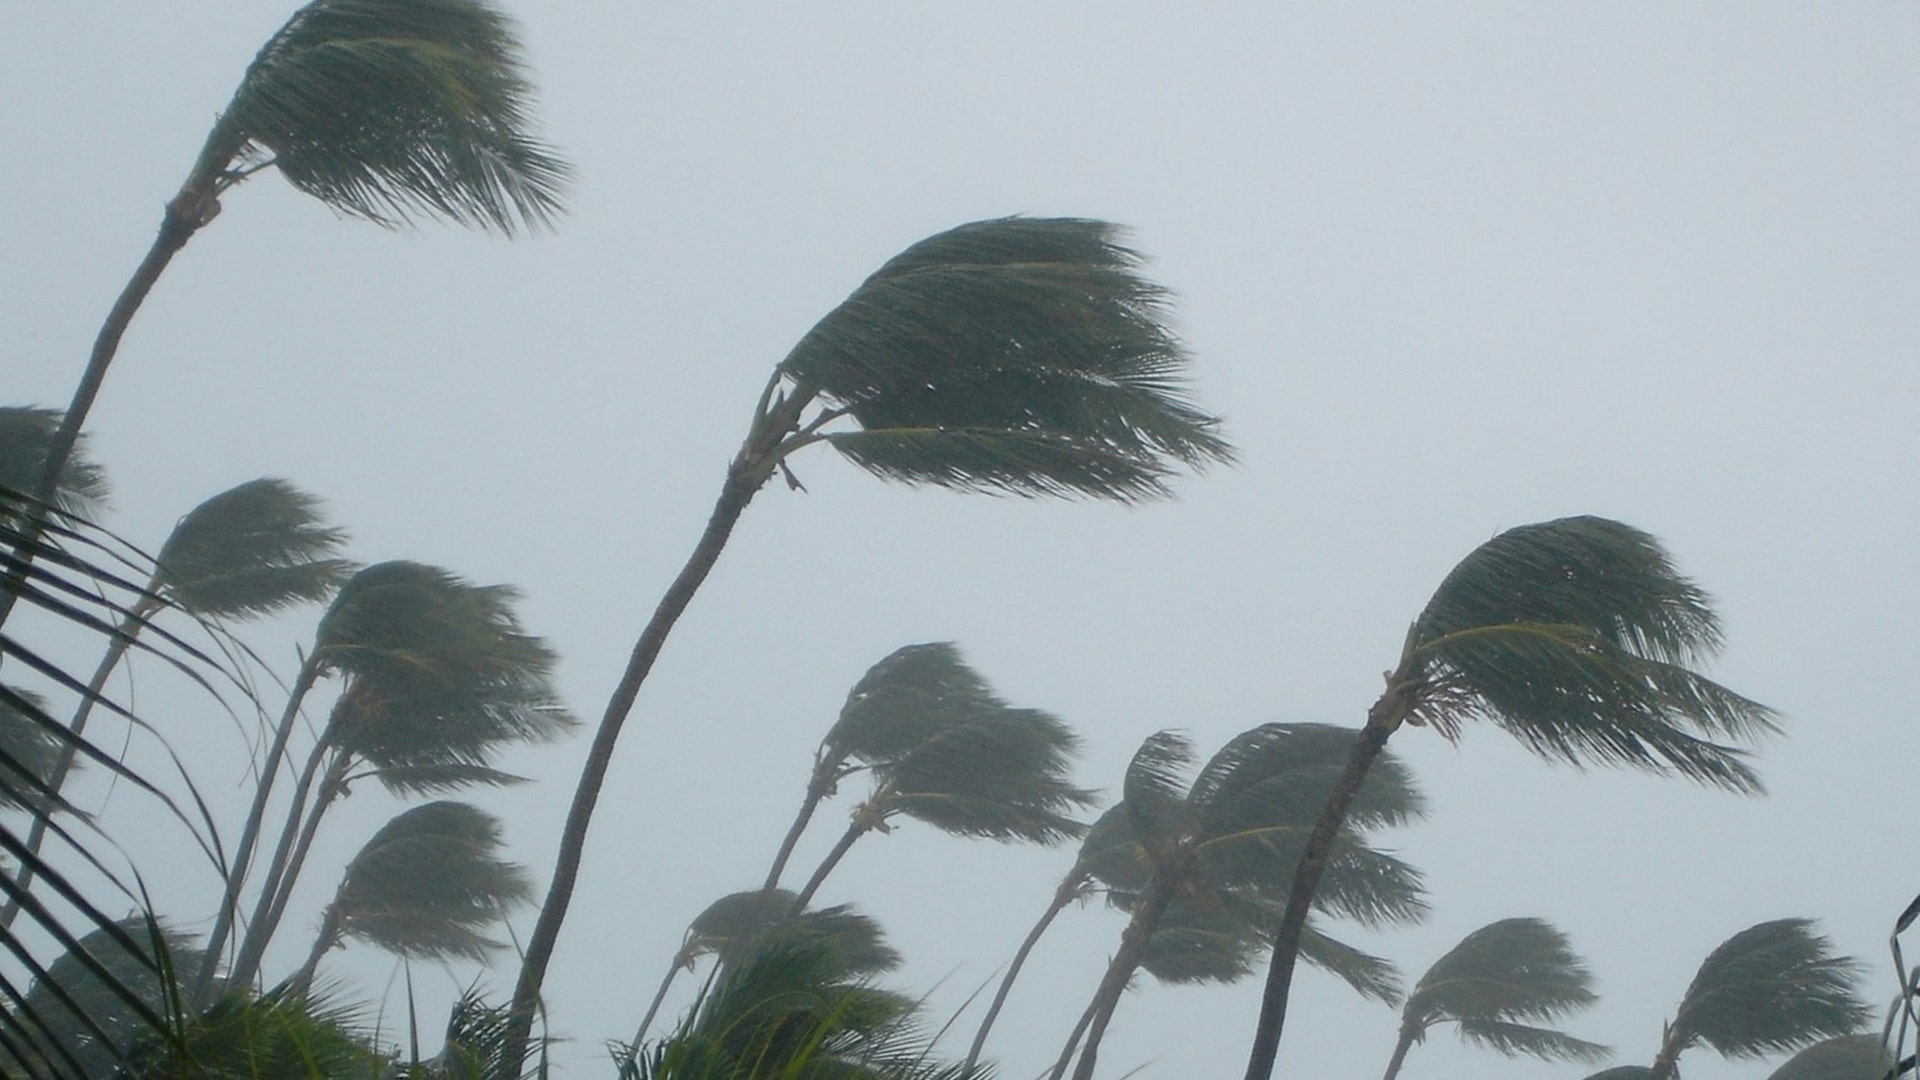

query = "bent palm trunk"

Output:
[[966, 872, 1085, 1071]]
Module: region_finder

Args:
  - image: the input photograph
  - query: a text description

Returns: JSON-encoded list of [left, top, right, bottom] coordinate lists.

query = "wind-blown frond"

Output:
[[1666, 918, 1868, 1061], [1405, 516, 1778, 792], [683, 890, 901, 978], [323, 801, 532, 963], [206, 0, 569, 233], [0, 690, 64, 812], [881, 706, 1094, 843], [1121, 730, 1194, 857], [1296, 922, 1403, 1005], [0, 917, 202, 1080], [154, 478, 352, 619], [0, 409, 108, 520], [825, 642, 1001, 765], [779, 217, 1233, 503]]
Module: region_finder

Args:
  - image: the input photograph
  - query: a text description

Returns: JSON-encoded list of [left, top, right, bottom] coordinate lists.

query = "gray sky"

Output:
[[8, 4, 1920, 1078]]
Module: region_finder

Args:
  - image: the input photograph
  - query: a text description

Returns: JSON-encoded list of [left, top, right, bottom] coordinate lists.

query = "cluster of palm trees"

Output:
[[2, 1, 1911, 1079]]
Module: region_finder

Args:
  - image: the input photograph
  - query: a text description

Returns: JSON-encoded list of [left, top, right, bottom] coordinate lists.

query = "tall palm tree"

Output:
[[1378, 917, 1606, 1080], [509, 215, 1234, 1067], [2, 0, 568, 636], [1, 477, 353, 931], [288, 800, 532, 995], [1646, 918, 1868, 1079], [199, 559, 571, 998], [762, 642, 1000, 895], [1244, 516, 1780, 1080], [1056, 724, 1426, 1080], [630, 888, 900, 1049]]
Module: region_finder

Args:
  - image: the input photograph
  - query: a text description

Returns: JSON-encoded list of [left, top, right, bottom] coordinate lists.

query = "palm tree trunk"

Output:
[[1378, 1020, 1419, 1080], [504, 468, 767, 1070], [0, 176, 221, 637], [1242, 716, 1395, 1080], [629, 944, 694, 1051], [964, 871, 1086, 1072], [1047, 995, 1102, 1080], [0, 593, 160, 930], [229, 745, 346, 988], [193, 652, 324, 1003], [761, 758, 839, 893], [1648, 1034, 1684, 1080], [1065, 882, 1171, 1080], [787, 816, 871, 915], [288, 902, 344, 999]]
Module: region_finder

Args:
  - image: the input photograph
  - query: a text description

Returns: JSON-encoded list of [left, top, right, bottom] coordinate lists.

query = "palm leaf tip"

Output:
[[0, 407, 109, 518], [1407, 516, 1780, 792], [779, 217, 1235, 503], [1671, 918, 1869, 1060], [214, 0, 570, 235]]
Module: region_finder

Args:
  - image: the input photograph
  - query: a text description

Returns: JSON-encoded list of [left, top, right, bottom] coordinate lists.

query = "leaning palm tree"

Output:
[[3, 0, 567, 637], [630, 888, 900, 1049], [199, 559, 572, 999], [1054, 724, 1426, 1080], [1646, 918, 1868, 1079], [1378, 917, 1606, 1080], [1244, 516, 1781, 1079], [287, 800, 532, 995], [508, 217, 1233, 1065], [1, 477, 352, 931]]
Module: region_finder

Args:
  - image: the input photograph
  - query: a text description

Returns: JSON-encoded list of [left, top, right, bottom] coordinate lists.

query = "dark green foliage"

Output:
[[1583, 1069, 1654, 1080], [777, 218, 1233, 502], [209, 0, 569, 233], [0, 689, 64, 812], [826, 644, 1003, 766], [135, 988, 381, 1080], [0, 918, 200, 1080], [325, 801, 532, 962], [1763, 1034, 1895, 1080], [879, 706, 1092, 843], [683, 891, 901, 978], [1404, 516, 1779, 792], [0, 409, 107, 521], [154, 478, 353, 619], [1665, 918, 1869, 1062], [1393, 918, 1606, 1070]]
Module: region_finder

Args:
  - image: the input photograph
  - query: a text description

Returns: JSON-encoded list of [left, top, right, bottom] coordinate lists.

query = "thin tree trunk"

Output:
[[193, 653, 324, 1003], [0, 594, 159, 930], [1378, 1020, 1419, 1080], [629, 944, 693, 1051], [288, 902, 344, 999], [229, 745, 346, 988], [1066, 883, 1171, 1080], [1242, 716, 1395, 1080], [1047, 994, 1102, 1080], [503, 469, 765, 1070], [964, 871, 1085, 1072], [761, 758, 838, 893], [787, 817, 870, 915]]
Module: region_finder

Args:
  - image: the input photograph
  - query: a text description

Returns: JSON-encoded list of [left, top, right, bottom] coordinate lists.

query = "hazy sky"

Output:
[[8, 5, 1920, 1078]]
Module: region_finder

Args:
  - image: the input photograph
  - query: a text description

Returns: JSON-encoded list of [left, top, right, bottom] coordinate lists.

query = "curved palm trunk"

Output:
[[1378, 1019, 1421, 1080], [629, 943, 695, 1050], [787, 816, 873, 915], [193, 652, 325, 1003], [503, 468, 768, 1070], [229, 745, 347, 988], [964, 871, 1086, 1072], [1242, 713, 1397, 1080], [0, 593, 160, 930], [1065, 882, 1172, 1080], [288, 902, 345, 999], [1047, 995, 1102, 1080], [761, 758, 839, 893]]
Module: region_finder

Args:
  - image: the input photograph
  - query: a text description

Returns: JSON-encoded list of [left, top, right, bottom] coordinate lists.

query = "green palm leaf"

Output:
[[1662, 918, 1869, 1064], [0, 917, 201, 1080], [204, 0, 568, 233], [683, 890, 901, 978], [825, 643, 1003, 765], [880, 705, 1095, 843], [153, 478, 353, 619], [778, 217, 1233, 502], [0, 409, 107, 523]]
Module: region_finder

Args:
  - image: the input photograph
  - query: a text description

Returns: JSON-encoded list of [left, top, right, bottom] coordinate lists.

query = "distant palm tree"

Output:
[[201, 560, 572, 997], [1245, 517, 1780, 1080], [630, 888, 899, 1049], [1055, 724, 1426, 1080], [4, 0, 568, 635], [1, 477, 352, 931], [1646, 918, 1868, 1079], [508, 210, 1234, 1066], [1763, 1034, 1895, 1080], [1378, 917, 1606, 1080], [288, 800, 532, 994]]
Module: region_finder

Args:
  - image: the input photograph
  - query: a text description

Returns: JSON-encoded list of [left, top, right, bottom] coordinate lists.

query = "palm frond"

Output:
[[352, 760, 529, 795], [0, 917, 202, 1080], [683, 890, 901, 978], [0, 690, 65, 812], [136, 987, 380, 1080], [778, 217, 1233, 502], [825, 643, 1001, 765], [328, 801, 533, 962], [1296, 922, 1404, 1005], [1120, 730, 1193, 858], [1404, 918, 1599, 1030], [154, 478, 353, 619], [1669, 918, 1869, 1060], [1763, 1034, 1894, 1080], [1406, 516, 1778, 792], [1452, 1017, 1609, 1063], [0, 408, 108, 520], [880, 707, 1095, 843], [208, 0, 569, 233]]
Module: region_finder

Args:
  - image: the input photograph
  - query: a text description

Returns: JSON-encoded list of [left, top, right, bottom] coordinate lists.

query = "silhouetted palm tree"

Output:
[[1379, 917, 1606, 1080], [289, 800, 532, 994], [1056, 724, 1426, 1080], [2, 477, 352, 931], [1646, 918, 1868, 1079], [508, 217, 1233, 1063], [1246, 517, 1780, 1079], [4, 0, 568, 636]]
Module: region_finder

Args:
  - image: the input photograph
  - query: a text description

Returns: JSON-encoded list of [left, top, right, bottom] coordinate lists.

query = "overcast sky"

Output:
[[8, 4, 1920, 1078]]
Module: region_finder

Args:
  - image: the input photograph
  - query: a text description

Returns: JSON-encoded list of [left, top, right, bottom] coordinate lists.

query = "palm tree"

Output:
[[1646, 918, 1868, 1079], [1378, 917, 1606, 1080], [630, 888, 900, 1049], [220, 561, 573, 992], [1244, 516, 1781, 1080], [199, 559, 572, 998], [288, 800, 532, 995], [1, 477, 353, 931], [1763, 1034, 1895, 1080], [508, 215, 1234, 1066], [3, 0, 568, 636], [0, 408, 109, 524], [0, 916, 204, 1080], [1055, 724, 1426, 1080], [761, 642, 1001, 895]]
